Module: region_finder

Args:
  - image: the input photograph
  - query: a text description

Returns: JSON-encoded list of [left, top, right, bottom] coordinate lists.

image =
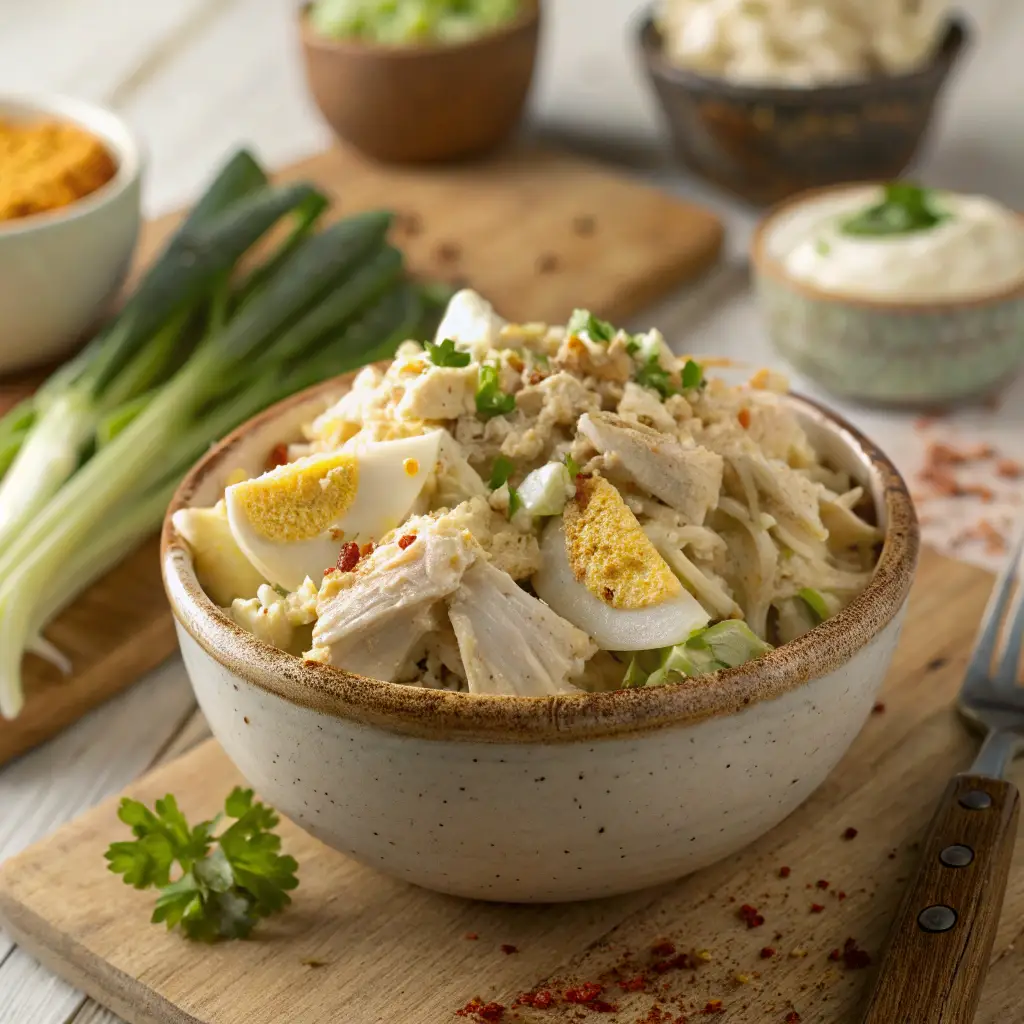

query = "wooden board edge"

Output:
[[0, 889, 195, 1024], [0, 613, 177, 768]]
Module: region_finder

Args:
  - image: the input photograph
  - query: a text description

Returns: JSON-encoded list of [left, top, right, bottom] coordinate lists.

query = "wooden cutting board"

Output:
[[0, 143, 723, 766], [3, 547, 1024, 1024]]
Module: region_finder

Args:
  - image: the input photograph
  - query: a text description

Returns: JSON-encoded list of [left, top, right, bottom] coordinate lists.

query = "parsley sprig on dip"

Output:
[[105, 788, 298, 941], [840, 182, 947, 238]]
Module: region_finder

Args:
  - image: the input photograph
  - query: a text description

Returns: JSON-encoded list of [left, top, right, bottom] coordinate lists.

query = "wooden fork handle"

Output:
[[861, 774, 1019, 1024]]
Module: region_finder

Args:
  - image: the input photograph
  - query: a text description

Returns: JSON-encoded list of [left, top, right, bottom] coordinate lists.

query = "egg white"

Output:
[[226, 432, 442, 591], [532, 518, 710, 651]]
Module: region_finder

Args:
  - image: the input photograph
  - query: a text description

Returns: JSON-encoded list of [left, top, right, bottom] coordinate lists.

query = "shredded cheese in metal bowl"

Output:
[[174, 290, 881, 696]]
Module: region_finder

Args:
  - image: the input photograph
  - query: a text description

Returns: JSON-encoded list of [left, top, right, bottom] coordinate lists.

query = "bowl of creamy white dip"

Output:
[[752, 182, 1024, 405]]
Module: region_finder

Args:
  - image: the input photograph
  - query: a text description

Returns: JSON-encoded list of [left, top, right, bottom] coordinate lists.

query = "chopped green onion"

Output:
[[475, 364, 515, 419], [507, 487, 522, 519], [563, 452, 581, 479], [566, 308, 617, 344], [425, 337, 471, 368], [798, 587, 831, 624], [489, 456, 515, 490], [634, 355, 676, 399], [681, 359, 704, 391]]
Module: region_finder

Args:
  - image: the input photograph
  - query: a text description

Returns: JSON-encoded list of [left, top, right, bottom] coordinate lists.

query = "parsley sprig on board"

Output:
[[105, 787, 299, 942], [841, 182, 947, 237]]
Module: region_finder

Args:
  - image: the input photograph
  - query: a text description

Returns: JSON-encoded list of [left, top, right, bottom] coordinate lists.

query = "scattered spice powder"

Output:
[[760, 947, 776, 959], [336, 542, 360, 573], [465, 932, 479, 941], [785, 1013, 802, 1023], [500, 944, 518, 955], [953, 518, 1008, 555], [843, 827, 858, 840], [702, 1000, 725, 1015], [838, 891, 848, 901], [619, 975, 648, 992], [653, 953, 692, 973], [265, 442, 289, 470], [816, 879, 829, 890], [738, 904, 765, 928], [838, 937, 872, 969], [810, 903, 825, 914], [455, 999, 505, 1022], [564, 982, 605, 1005], [513, 991, 554, 1009], [779, 866, 791, 878], [651, 941, 677, 957]]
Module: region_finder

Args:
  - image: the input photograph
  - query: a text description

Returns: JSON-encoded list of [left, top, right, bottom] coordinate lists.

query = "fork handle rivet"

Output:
[[959, 790, 993, 810], [939, 844, 975, 867], [918, 905, 958, 933]]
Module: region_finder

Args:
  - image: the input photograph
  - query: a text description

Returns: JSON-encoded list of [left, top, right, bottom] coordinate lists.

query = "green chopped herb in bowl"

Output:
[[309, 0, 523, 45]]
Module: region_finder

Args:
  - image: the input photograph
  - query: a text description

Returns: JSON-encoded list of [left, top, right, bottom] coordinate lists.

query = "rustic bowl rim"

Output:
[[162, 371, 919, 744], [750, 181, 1024, 310], [636, 11, 968, 100], [298, 0, 540, 59], [0, 92, 143, 239]]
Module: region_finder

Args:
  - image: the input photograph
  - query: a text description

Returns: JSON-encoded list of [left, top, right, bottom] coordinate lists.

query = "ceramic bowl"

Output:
[[298, 2, 540, 164], [751, 184, 1024, 406], [637, 14, 967, 206], [0, 94, 143, 375], [162, 375, 918, 903]]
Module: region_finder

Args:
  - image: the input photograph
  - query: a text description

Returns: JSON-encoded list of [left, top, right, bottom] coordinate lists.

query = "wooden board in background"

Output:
[[0, 143, 723, 766], [3, 548, 1022, 1024]]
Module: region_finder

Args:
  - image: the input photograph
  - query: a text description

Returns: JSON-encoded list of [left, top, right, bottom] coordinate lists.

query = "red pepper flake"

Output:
[[760, 947, 776, 959], [323, 567, 336, 576], [456, 999, 505, 1022], [838, 891, 848, 901], [653, 953, 692, 974], [651, 941, 676, 957], [565, 983, 605, 1005], [619, 975, 648, 992], [514, 991, 554, 1010], [872, 701, 886, 714], [465, 932, 479, 940], [398, 534, 417, 550], [737, 408, 751, 429], [843, 827, 859, 840], [588, 1001, 619, 1014], [816, 879, 829, 890], [500, 944, 518, 955], [810, 903, 825, 914], [839, 937, 872, 970], [779, 866, 791, 878], [738, 904, 765, 928], [336, 542, 360, 573], [785, 1013, 801, 1023], [828, 948, 841, 962], [702, 1000, 725, 1015]]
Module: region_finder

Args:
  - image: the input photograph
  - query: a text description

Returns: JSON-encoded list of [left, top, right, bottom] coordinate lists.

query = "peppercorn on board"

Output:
[[0, 142, 723, 766], [3, 548, 1023, 1024]]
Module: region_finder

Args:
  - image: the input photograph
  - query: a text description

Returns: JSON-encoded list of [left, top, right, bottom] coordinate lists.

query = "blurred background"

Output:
[[2, 0, 1020, 242]]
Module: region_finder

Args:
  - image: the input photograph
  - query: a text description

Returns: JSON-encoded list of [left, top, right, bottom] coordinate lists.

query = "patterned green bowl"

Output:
[[751, 187, 1024, 406]]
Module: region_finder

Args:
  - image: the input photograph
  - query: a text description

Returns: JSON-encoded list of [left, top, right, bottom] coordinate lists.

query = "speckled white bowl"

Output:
[[0, 94, 142, 373], [162, 374, 918, 903]]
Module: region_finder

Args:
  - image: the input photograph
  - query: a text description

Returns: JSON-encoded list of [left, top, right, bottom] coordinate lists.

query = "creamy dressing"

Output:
[[765, 186, 1024, 302]]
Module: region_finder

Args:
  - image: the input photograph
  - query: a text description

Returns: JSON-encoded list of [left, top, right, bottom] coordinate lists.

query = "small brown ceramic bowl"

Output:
[[299, 2, 540, 164], [637, 13, 968, 206]]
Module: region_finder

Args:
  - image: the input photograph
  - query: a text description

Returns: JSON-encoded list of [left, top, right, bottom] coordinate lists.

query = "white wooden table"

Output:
[[1, 2, 1023, 1020]]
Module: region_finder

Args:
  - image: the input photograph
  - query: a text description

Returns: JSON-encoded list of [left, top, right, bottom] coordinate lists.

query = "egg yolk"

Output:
[[231, 455, 359, 542], [563, 475, 682, 610]]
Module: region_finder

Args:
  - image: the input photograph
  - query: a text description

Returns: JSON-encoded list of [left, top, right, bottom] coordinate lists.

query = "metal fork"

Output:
[[862, 533, 1024, 1024]]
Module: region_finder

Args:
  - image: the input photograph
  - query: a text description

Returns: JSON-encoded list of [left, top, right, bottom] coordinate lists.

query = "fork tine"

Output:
[[965, 529, 1024, 691], [995, 531, 1024, 688]]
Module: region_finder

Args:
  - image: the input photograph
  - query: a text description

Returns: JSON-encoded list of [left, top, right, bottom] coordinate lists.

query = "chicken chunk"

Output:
[[396, 364, 478, 421], [577, 412, 723, 525], [448, 559, 596, 696]]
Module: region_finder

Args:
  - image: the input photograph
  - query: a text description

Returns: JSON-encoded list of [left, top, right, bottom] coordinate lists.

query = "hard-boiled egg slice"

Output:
[[532, 476, 709, 651], [225, 432, 441, 591]]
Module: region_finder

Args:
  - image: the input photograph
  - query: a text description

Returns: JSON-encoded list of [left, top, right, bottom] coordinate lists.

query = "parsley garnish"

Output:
[[635, 356, 703, 399], [475, 364, 516, 419], [489, 456, 515, 490], [566, 308, 617, 344], [841, 182, 947, 237], [563, 452, 581, 479], [105, 788, 298, 942], [815, 238, 831, 256], [425, 337, 471, 367]]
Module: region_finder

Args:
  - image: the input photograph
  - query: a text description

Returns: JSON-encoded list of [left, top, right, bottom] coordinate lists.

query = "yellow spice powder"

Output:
[[0, 118, 118, 222]]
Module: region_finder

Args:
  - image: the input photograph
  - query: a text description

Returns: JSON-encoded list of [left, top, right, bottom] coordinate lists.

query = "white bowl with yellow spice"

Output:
[[162, 291, 919, 903], [0, 94, 142, 373]]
